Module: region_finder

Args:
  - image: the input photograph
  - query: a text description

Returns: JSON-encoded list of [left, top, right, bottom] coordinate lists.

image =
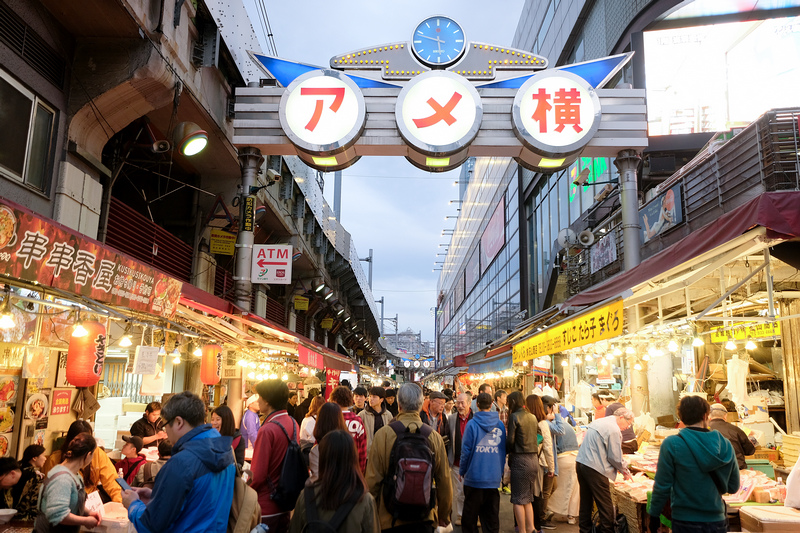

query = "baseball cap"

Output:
[[429, 391, 447, 401], [122, 435, 143, 453]]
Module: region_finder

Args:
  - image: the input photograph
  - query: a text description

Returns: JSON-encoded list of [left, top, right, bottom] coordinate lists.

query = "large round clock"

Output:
[[411, 16, 466, 68]]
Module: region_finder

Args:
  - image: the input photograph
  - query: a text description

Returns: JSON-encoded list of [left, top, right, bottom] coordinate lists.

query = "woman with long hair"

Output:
[[289, 430, 378, 533], [527, 395, 556, 531], [42, 420, 121, 503], [35, 433, 102, 532], [299, 395, 326, 446], [10, 444, 46, 520], [211, 405, 246, 467], [506, 391, 540, 533], [308, 403, 348, 483]]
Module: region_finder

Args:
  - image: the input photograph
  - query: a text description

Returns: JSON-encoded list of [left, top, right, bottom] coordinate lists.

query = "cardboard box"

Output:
[[747, 449, 781, 462], [740, 506, 800, 532]]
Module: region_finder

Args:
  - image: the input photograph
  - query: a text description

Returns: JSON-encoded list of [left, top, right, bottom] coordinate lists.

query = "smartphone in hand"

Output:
[[116, 477, 133, 492]]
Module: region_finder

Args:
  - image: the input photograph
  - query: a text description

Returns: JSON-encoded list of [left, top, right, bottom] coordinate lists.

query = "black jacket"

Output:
[[420, 408, 451, 455], [294, 397, 312, 425], [709, 418, 756, 470], [130, 414, 164, 447]]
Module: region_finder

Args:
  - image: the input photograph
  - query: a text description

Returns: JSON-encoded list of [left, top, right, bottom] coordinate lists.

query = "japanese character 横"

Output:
[[16, 231, 50, 269], [554, 88, 583, 133]]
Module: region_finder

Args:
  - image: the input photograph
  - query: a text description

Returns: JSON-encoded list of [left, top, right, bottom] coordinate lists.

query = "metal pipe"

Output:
[[334, 171, 342, 221], [234, 147, 264, 311], [614, 149, 642, 271]]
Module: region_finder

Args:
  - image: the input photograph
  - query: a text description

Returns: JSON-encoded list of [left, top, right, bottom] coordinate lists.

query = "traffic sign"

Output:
[[252, 244, 292, 284]]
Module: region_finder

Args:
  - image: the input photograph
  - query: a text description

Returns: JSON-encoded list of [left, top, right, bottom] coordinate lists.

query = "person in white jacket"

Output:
[[786, 459, 800, 509]]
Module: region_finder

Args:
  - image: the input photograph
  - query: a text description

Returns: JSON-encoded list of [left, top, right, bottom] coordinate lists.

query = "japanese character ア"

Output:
[[46, 241, 75, 277], [16, 231, 50, 269]]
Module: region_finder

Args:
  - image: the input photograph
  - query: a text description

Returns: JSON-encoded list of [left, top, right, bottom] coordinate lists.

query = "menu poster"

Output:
[[133, 346, 160, 375], [25, 387, 50, 432], [33, 429, 44, 446], [55, 352, 70, 388], [0, 433, 10, 456], [22, 347, 49, 379], [0, 374, 18, 438]]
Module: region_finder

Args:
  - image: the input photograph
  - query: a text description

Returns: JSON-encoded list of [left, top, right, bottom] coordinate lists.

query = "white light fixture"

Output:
[[642, 353, 651, 361], [668, 339, 679, 353], [193, 346, 202, 357], [72, 309, 88, 337], [0, 287, 14, 330], [269, 373, 278, 380], [172, 355, 181, 365], [238, 360, 248, 367], [522, 361, 528, 367], [725, 338, 737, 351], [119, 335, 132, 347], [745, 339, 757, 351], [173, 121, 208, 156], [575, 356, 582, 365], [633, 363, 642, 371], [248, 372, 255, 379], [612, 347, 622, 356], [625, 345, 636, 355], [561, 360, 568, 367]]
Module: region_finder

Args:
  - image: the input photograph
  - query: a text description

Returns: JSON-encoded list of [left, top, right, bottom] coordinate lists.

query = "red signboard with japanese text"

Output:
[[480, 197, 505, 272], [50, 389, 72, 416], [298, 345, 322, 369], [324, 368, 340, 401], [0, 198, 182, 318]]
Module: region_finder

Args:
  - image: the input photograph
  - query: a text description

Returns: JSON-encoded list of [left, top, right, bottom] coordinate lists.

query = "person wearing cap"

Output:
[[117, 435, 147, 485], [130, 402, 168, 448], [352, 387, 368, 415], [384, 388, 398, 417], [421, 390, 452, 454], [708, 402, 756, 470], [358, 386, 393, 453], [241, 394, 261, 448], [605, 398, 638, 454]]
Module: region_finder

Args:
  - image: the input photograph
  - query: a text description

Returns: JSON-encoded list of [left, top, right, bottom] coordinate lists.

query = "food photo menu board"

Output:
[[0, 373, 20, 457]]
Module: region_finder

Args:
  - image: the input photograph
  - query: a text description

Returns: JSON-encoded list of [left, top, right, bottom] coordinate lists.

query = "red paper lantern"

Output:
[[200, 344, 222, 385], [66, 321, 106, 387]]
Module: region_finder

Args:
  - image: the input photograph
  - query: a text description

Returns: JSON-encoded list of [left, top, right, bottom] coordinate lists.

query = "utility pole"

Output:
[[360, 249, 373, 289], [376, 297, 385, 335], [333, 170, 342, 221]]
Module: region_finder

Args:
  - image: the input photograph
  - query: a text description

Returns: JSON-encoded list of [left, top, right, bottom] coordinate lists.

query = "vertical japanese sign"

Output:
[[324, 368, 340, 401], [0, 199, 182, 318], [251, 244, 292, 284], [242, 196, 255, 233], [513, 299, 624, 362], [512, 70, 601, 172]]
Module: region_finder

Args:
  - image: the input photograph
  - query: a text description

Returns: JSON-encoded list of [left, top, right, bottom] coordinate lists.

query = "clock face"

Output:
[[411, 16, 465, 67]]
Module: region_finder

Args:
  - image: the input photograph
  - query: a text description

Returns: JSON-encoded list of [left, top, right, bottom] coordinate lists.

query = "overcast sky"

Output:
[[248, 1, 525, 342]]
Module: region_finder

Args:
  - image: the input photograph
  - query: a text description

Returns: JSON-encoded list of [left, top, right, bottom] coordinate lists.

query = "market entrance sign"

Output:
[[513, 299, 624, 363], [236, 17, 647, 173]]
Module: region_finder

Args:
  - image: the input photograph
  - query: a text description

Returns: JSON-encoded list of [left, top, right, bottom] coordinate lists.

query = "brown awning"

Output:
[[565, 192, 800, 308]]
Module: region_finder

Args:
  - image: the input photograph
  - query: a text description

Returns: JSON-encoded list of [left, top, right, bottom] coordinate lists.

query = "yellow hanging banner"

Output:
[[709, 321, 780, 344], [513, 299, 624, 363]]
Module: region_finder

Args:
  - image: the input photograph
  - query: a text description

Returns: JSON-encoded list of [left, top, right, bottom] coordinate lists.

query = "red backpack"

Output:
[[382, 421, 436, 525]]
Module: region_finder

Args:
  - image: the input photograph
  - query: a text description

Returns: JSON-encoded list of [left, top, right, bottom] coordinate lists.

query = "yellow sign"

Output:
[[709, 321, 780, 344], [321, 318, 334, 329], [294, 296, 309, 311], [513, 299, 624, 363], [209, 228, 236, 255]]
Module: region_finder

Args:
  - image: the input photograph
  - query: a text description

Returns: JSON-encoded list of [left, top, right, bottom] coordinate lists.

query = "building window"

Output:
[[0, 69, 56, 192]]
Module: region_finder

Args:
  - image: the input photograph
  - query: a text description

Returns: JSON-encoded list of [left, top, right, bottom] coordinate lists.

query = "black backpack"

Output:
[[267, 417, 309, 511], [382, 421, 436, 525], [301, 485, 362, 533]]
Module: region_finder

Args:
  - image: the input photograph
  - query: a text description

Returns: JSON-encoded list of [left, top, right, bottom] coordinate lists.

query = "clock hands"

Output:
[[417, 34, 444, 54]]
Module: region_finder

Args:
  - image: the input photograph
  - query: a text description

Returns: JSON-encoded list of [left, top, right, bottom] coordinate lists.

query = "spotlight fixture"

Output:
[[173, 121, 208, 156], [642, 353, 651, 361], [633, 363, 643, 371], [522, 361, 528, 367], [172, 355, 181, 365], [612, 346, 622, 357], [561, 360, 568, 367], [119, 334, 132, 347], [745, 338, 757, 351], [575, 356, 582, 364], [0, 287, 15, 330], [193, 346, 202, 357], [668, 339, 679, 353], [313, 279, 326, 292], [692, 335, 704, 347], [725, 337, 737, 351], [625, 345, 635, 355]]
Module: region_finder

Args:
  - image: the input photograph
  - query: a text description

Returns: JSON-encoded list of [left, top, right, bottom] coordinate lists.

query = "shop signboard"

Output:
[[294, 296, 309, 311], [324, 368, 340, 400], [209, 229, 236, 255], [480, 197, 505, 273], [320, 318, 333, 329], [251, 244, 292, 284], [298, 345, 322, 369], [242, 196, 255, 232], [132, 346, 160, 375], [590, 232, 617, 273], [639, 183, 683, 244], [513, 298, 624, 362], [709, 321, 780, 343], [0, 198, 182, 318]]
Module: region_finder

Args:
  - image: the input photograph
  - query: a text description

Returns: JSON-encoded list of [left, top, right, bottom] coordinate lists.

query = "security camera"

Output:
[[594, 183, 614, 202], [573, 167, 591, 186], [266, 169, 281, 182], [152, 140, 171, 153]]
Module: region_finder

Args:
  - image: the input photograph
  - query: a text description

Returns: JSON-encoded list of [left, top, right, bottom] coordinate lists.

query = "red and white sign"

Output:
[[252, 244, 292, 284], [516, 71, 600, 150], [51, 389, 72, 416], [396, 71, 482, 154], [282, 73, 364, 148], [324, 368, 340, 401], [298, 345, 322, 369]]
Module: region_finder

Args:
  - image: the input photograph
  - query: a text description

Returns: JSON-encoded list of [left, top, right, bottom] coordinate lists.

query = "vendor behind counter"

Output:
[[708, 403, 756, 470]]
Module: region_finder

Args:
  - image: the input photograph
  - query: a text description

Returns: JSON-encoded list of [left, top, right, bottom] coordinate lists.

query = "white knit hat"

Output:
[[246, 394, 259, 408]]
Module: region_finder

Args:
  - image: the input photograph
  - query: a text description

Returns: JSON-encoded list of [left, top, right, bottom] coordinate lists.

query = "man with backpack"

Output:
[[459, 392, 506, 533], [366, 383, 452, 533], [251, 379, 308, 533], [122, 391, 236, 533]]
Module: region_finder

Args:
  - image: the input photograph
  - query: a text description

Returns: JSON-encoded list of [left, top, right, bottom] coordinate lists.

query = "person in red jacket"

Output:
[[116, 435, 146, 485], [250, 379, 298, 533], [329, 385, 367, 473]]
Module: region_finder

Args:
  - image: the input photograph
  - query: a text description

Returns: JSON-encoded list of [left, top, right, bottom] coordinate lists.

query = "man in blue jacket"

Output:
[[122, 391, 235, 533], [459, 392, 506, 533]]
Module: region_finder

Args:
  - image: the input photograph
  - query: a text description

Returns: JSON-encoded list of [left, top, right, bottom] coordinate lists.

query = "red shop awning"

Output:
[[564, 192, 800, 308]]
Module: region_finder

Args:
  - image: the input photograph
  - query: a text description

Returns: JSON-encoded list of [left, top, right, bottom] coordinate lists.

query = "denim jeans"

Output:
[[671, 519, 728, 533]]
